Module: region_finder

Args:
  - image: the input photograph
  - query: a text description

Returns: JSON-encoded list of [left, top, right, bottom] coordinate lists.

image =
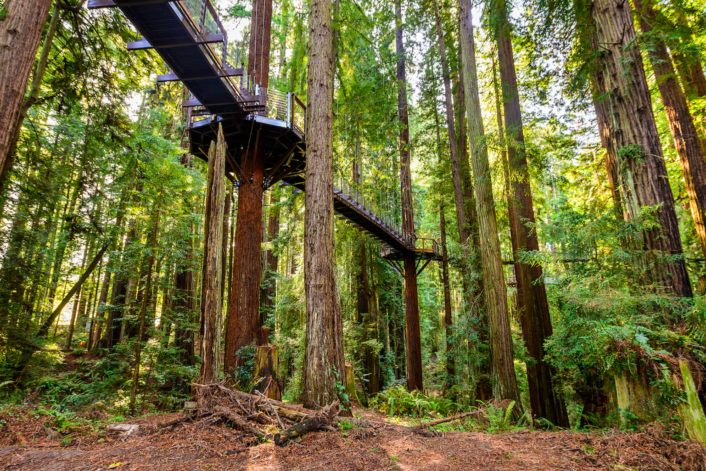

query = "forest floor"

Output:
[[1, 404, 706, 471]]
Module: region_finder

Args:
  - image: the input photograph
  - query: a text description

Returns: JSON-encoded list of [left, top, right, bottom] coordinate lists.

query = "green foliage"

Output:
[[232, 344, 257, 391], [370, 385, 458, 418], [333, 367, 350, 411], [483, 401, 516, 433]]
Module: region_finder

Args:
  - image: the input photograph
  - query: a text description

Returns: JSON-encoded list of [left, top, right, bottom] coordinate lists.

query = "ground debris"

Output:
[[2, 400, 706, 470]]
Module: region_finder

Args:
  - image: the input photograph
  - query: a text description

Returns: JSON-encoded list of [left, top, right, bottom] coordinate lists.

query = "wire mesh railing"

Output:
[[335, 177, 414, 249]]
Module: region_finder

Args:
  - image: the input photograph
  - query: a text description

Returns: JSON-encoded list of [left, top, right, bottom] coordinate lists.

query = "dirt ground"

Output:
[[1, 409, 706, 471]]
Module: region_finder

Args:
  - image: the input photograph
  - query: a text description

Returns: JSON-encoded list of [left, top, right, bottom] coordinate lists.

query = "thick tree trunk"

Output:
[[396, 0, 423, 392], [303, 0, 346, 409], [260, 191, 280, 326], [591, 0, 692, 297], [632, 0, 706, 263], [589, 61, 624, 218], [225, 142, 265, 375], [0, 1, 60, 195], [221, 183, 232, 303], [0, 0, 54, 190], [199, 139, 216, 341], [493, 0, 568, 423], [199, 128, 226, 384], [461, 0, 523, 408], [248, 0, 273, 88]]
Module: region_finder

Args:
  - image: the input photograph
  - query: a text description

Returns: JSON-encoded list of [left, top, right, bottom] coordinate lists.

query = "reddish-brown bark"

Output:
[[225, 141, 265, 377], [260, 191, 280, 326], [0, 0, 54, 189], [591, 0, 692, 297], [302, 0, 346, 409], [396, 0, 423, 392], [632, 0, 706, 263], [199, 127, 226, 384], [493, 0, 567, 423], [248, 0, 273, 88]]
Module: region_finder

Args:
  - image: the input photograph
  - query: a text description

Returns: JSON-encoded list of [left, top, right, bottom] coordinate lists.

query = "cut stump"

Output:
[[251, 345, 281, 400]]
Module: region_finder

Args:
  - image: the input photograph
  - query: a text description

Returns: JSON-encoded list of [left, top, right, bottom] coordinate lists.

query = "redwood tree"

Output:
[[302, 0, 346, 408], [225, 0, 274, 375], [632, 0, 706, 265], [590, 0, 692, 297], [225, 142, 265, 375], [200, 128, 225, 384], [460, 0, 523, 408], [396, 0, 423, 392], [492, 0, 569, 424], [0, 0, 54, 191]]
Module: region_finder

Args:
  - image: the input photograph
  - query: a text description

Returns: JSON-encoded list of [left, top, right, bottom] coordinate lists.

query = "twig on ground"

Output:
[[255, 389, 285, 430]]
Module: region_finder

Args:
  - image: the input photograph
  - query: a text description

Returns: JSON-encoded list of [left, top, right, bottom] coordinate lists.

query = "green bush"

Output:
[[369, 384, 458, 418]]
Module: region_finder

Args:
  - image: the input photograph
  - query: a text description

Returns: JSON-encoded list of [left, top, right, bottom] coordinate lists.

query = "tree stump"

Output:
[[344, 363, 360, 405], [251, 345, 281, 400], [615, 370, 656, 424], [674, 360, 706, 444]]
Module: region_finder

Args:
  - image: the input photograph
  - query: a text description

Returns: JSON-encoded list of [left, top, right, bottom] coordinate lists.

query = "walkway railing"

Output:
[[177, 0, 228, 64], [334, 177, 414, 249]]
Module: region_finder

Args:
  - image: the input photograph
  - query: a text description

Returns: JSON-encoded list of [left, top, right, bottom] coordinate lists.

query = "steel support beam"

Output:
[[127, 33, 224, 50]]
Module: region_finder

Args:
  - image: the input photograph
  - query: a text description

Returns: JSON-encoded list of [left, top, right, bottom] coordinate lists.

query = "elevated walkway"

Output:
[[89, 0, 441, 261]]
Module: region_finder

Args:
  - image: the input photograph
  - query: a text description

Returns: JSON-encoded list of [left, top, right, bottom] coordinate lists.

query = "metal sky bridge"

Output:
[[88, 0, 441, 261]]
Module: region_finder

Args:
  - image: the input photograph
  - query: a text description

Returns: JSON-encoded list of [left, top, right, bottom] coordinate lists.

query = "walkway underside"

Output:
[[190, 116, 438, 257]]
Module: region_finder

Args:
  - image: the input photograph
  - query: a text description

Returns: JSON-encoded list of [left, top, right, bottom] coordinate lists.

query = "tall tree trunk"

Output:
[[199, 140, 216, 341], [225, 142, 265, 374], [632, 0, 706, 264], [460, 0, 525, 409], [0, 1, 60, 195], [396, 0, 423, 392], [590, 0, 692, 297], [0, 0, 54, 190], [199, 128, 226, 384], [260, 191, 280, 326], [590, 68, 624, 218], [439, 205, 454, 382], [221, 183, 232, 303], [431, 0, 469, 252], [248, 0, 273, 87], [303, 0, 346, 409]]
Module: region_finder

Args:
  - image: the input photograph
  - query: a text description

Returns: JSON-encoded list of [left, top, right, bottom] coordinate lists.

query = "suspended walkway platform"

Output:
[[89, 0, 441, 261]]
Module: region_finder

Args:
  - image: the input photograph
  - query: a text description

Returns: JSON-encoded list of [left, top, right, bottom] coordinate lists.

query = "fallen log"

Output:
[[334, 417, 439, 438], [192, 384, 439, 440], [274, 402, 341, 446], [274, 415, 330, 445], [158, 412, 211, 430], [214, 405, 265, 439], [229, 388, 439, 438], [416, 411, 476, 429]]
